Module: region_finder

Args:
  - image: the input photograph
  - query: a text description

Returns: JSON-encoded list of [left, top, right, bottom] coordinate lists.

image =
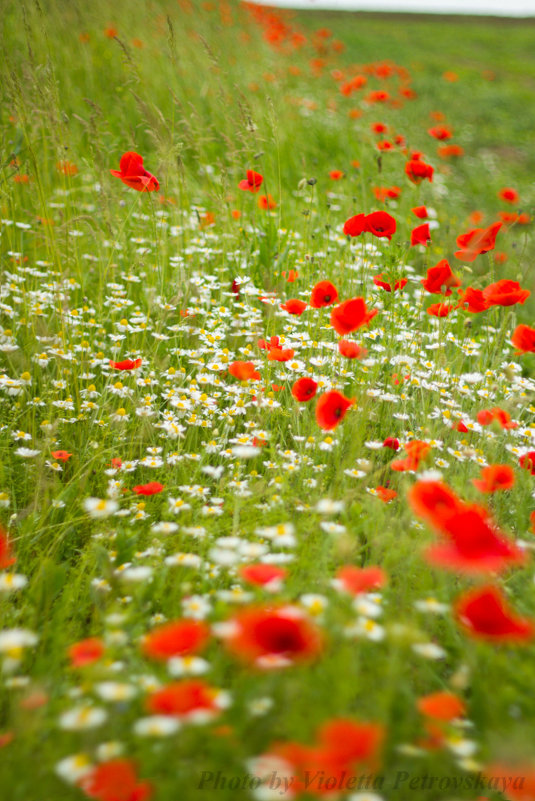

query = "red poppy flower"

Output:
[[365, 210, 396, 240], [329, 170, 344, 180], [427, 302, 455, 318], [109, 359, 142, 370], [291, 377, 318, 402], [142, 620, 209, 661], [318, 718, 384, 768], [110, 152, 159, 192], [375, 486, 397, 502], [283, 269, 299, 283], [228, 361, 261, 380], [371, 122, 387, 134], [373, 274, 407, 292], [483, 764, 535, 801], [519, 452, 535, 475], [417, 692, 465, 721], [51, 450, 72, 462], [391, 440, 431, 472], [258, 194, 276, 210], [373, 186, 401, 202], [472, 464, 515, 493], [224, 605, 323, 667], [452, 420, 469, 433], [405, 158, 434, 184], [421, 260, 460, 295], [338, 340, 366, 359], [454, 221, 502, 262], [366, 90, 390, 103], [477, 407, 517, 429], [437, 144, 465, 158], [267, 347, 294, 362], [411, 223, 431, 246], [424, 505, 526, 574], [330, 297, 377, 335], [239, 170, 263, 193], [334, 565, 387, 595], [343, 213, 367, 237], [457, 287, 489, 313], [428, 126, 453, 140], [257, 335, 280, 351], [315, 390, 354, 430], [411, 205, 428, 219], [147, 680, 223, 718], [78, 759, 152, 801], [68, 637, 105, 669], [310, 280, 338, 308], [498, 187, 519, 204], [281, 299, 307, 315], [380, 437, 398, 451], [482, 279, 530, 307], [132, 482, 164, 496], [408, 480, 464, 530], [455, 585, 534, 643], [0, 529, 16, 569], [239, 564, 287, 588]]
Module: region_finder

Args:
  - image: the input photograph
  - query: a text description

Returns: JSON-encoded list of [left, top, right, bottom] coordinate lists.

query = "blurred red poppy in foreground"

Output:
[[147, 680, 224, 719], [79, 759, 152, 801], [483, 764, 535, 800], [316, 390, 354, 430], [512, 325, 535, 354], [472, 464, 515, 493], [455, 585, 534, 643], [455, 221, 502, 262], [110, 152, 159, 192], [223, 605, 323, 668], [256, 718, 383, 796], [142, 620, 209, 661], [408, 480, 463, 529], [424, 505, 525, 575]]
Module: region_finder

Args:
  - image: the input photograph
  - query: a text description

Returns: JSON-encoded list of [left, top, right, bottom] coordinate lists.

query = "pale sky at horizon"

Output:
[[245, 0, 535, 16]]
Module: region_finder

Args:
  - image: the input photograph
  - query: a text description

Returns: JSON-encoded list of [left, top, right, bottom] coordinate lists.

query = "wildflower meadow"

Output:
[[1, 1, 535, 799]]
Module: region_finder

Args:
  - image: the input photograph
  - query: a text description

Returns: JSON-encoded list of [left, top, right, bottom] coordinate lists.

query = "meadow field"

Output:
[[1, 1, 535, 799]]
